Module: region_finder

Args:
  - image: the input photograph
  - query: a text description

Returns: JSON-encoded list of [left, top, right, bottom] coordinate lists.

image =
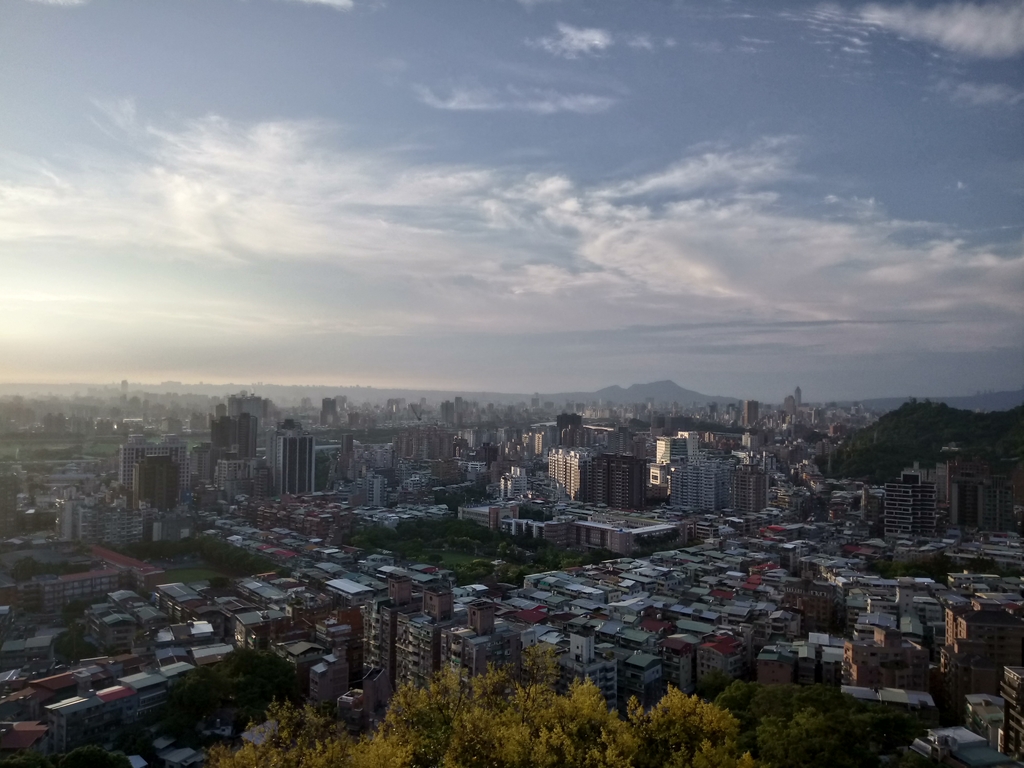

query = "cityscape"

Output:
[[0, 381, 1021, 767], [2, 0, 1023, 766]]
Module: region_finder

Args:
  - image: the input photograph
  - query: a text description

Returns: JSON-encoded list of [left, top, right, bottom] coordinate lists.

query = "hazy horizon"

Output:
[[2, 0, 1022, 399]]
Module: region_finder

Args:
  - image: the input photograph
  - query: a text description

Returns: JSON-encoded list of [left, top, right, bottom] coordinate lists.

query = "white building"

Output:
[[500, 466, 528, 500], [655, 433, 699, 464], [670, 459, 733, 511]]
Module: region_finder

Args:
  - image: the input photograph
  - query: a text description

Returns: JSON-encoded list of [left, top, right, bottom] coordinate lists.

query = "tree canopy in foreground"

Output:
[[206, 649, 924, 768]]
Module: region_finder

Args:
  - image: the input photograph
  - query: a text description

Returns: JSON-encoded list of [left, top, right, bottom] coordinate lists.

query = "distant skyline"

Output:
[[1, 0, 1021, 400]]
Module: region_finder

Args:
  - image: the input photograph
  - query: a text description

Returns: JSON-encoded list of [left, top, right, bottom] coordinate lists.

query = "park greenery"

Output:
[[117, 536, 275, 577], [205, 648, 925, 768], [350, 516, 616, 586], [826, 401, 1024, 482], [869, 552, 1021, 583]]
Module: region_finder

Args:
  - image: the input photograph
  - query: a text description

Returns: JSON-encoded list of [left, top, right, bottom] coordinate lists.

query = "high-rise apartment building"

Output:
[[118, 436, 189, 502], [548, 448, 593, 502], [268, 420, 315, 496], [134, 455, 181, 510], [1002, 667, 1024, 759], [731, 464, 768, 514], [0, 473, 19, 539], [949, 459, 1016, 532], [556, 413, 583, 447], [883, 470, 937, 538], [670, 459, 733, 511], [592, 453, 647, 510], [942, 607, 1024, 715], [393, 426, 455, 462]]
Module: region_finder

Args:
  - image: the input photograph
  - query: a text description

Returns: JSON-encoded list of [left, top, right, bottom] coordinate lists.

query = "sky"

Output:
[[0, 0, 1022, 401]]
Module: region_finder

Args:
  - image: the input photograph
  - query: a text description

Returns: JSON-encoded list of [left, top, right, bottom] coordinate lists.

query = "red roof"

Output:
[[0, 722, 47, 750], [91, 545, 162, 574], [96, 686, 135, 703], [701, 636, 742, 656], [639, 618, 672, 634], [709, 589, 735, 601], [29, 673, 75, 692], [513, 608, 548, 625]]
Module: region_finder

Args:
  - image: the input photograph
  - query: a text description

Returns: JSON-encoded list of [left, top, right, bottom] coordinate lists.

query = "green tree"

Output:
[[53, 625, 99, 663], [696, 670, 734, 701], [55, 746, 131, 768]]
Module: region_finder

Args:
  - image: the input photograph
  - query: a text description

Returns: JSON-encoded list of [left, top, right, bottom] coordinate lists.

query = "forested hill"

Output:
[[829, 401, 1024, 483]]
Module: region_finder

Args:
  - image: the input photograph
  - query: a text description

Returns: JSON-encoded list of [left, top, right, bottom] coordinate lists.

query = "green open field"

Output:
[[424, 551, 479, 567], [160, 567, 229, 583]]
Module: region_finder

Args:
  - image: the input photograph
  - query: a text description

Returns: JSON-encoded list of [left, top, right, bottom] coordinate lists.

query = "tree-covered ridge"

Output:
[[207, 648, 924, 768], [828, 401, 1024, 482]]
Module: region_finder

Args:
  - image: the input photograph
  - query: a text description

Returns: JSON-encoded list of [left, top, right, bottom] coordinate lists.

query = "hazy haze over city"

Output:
[[1, 0, 1022, 400]]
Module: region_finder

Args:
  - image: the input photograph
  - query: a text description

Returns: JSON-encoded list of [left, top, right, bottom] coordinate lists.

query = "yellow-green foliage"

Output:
[[207, 648, 755, 768]]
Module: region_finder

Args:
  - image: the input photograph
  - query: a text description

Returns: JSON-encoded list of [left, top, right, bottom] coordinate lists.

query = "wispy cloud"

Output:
[[858, 1, 1024, 58], [939, 79, 1024, 105], [532, 23, 614, 58], [1, 109, 1018, 356], [279, 0, 354, 7], [415, 85, 616, 114]]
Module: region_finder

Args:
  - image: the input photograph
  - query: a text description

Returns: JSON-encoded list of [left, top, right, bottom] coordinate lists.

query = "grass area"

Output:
[[423, 550, 480, 566], [160, 567, 228, 583]]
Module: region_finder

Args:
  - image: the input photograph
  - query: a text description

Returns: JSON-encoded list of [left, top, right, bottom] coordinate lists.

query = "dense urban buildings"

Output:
[[0, 380, 1021, 766]]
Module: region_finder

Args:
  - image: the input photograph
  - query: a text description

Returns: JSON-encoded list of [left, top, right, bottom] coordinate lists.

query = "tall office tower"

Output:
[[268, 420, 315, 496], [742, 400, 760, 427], [0, 473, 20, 539], [783, 395, 796, 417], [655, 433, 699, 464], [236, 413, 258, 459], [556, 413, 583, 447], [134, 455, 181, 510], [210, 415, 237, 453], [440, 400, 456, 426], [592, 453, 647, 510], [794, 387, 802, 407], [119, 435, 189, 502], [214, 403, 228, 419], [321, 398, 338, 427], [228, 391, 266, 420], [670, 459, 733, 511], [454, 397, 465, 428], [949, 458, 1016, 532], [731, 464, 768, 513], [883, 470, 937, 538], [548, 448, 593, 502]]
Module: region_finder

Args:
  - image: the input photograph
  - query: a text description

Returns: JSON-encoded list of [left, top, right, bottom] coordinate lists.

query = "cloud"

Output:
[[532, 23, 613, 58], [939, 79, 1024, 105], [278, 0, 354, 7], [25, 0, 88, 5], [858, 1, 1024, 58], [0, 109, 1019, 388], [415, 85, 616, 114]]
